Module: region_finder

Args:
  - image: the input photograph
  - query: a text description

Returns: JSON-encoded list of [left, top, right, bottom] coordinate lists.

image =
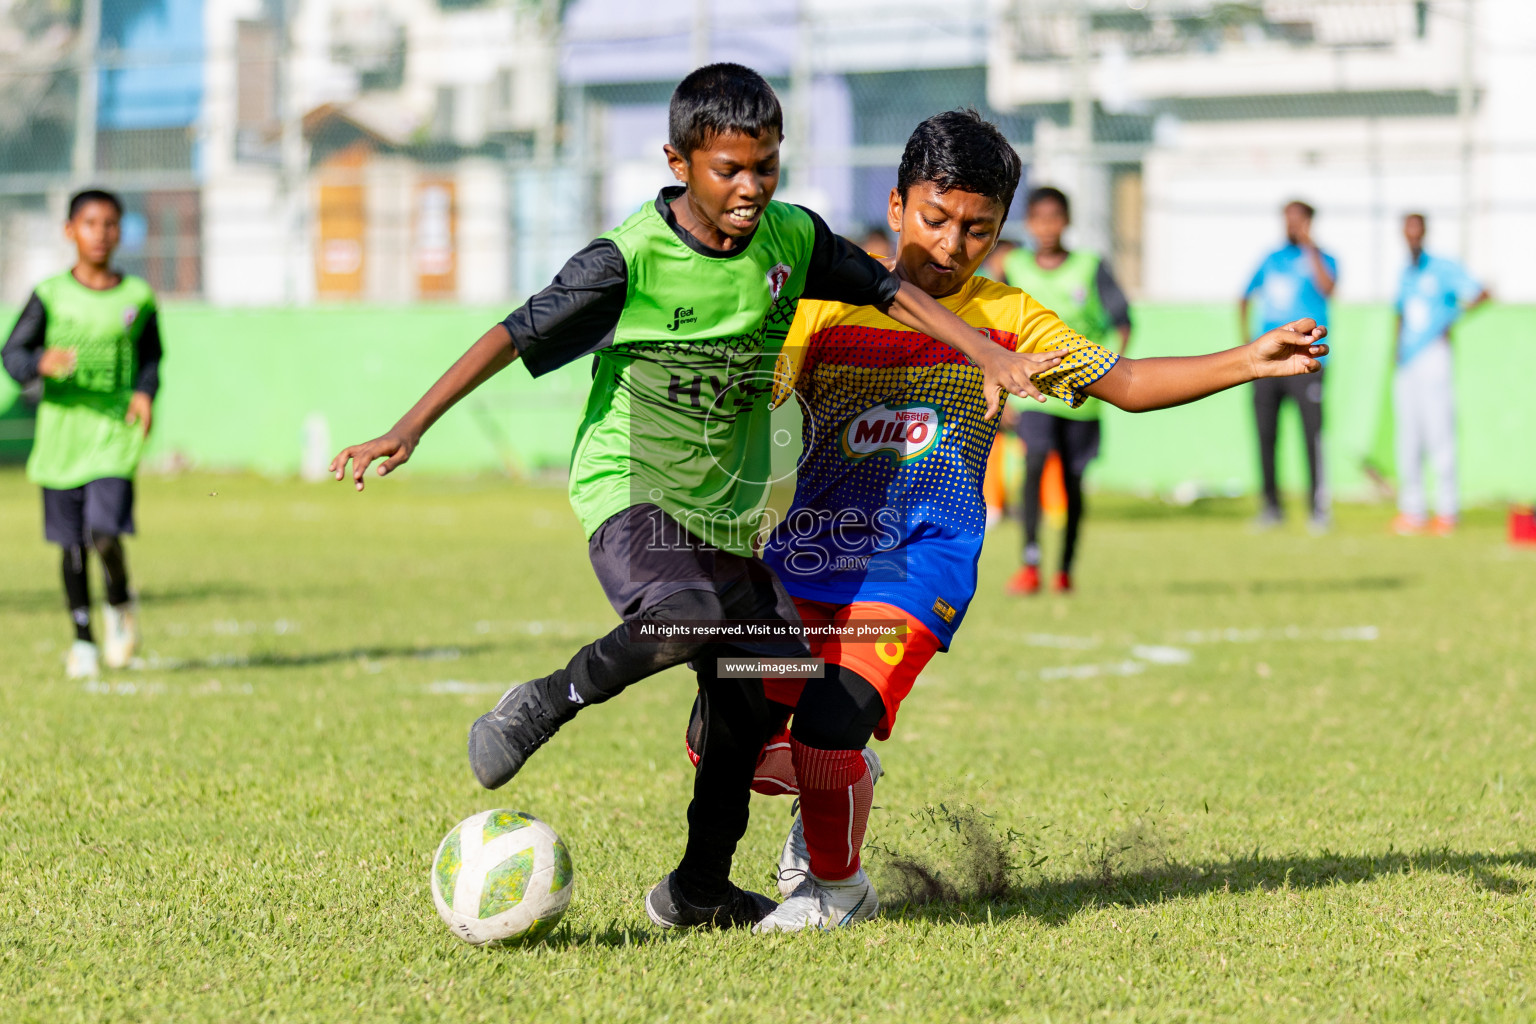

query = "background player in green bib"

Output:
[[1003, 186, 1131, 595], [330, 64, 1064, 929], [3, 189, 162, 679]]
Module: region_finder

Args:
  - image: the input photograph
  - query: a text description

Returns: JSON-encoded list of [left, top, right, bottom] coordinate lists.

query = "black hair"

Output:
[[68, 189, 123, 220], [1285, 199, 1316, 220], [1025, 186, 1070, 219], [668, 63, 783, 157], [896, 109, 1022, 217]]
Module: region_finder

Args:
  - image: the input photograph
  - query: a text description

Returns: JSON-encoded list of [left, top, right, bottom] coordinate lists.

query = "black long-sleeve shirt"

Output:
[[502, 187, 901, 378], [3, 290, 163, 398], [1094, 260, 1133, 332]]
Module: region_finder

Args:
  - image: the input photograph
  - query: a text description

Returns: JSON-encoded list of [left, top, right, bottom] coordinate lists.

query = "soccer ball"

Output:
[[431, 809, 574, 946]]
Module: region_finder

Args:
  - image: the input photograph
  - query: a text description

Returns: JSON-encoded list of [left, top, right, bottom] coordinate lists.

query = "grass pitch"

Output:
[[2, 469, 1535, 1022]]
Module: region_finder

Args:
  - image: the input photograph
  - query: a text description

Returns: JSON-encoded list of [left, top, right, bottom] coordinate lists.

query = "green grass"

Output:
[[2, 470, 1535, 1022]]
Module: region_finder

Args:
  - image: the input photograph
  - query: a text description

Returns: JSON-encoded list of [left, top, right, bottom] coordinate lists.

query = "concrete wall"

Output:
[[3, 303, 1532, 505]]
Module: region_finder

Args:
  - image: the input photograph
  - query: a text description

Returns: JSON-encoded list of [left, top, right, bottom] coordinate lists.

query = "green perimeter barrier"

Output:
[[1, 303, 1532, 503]]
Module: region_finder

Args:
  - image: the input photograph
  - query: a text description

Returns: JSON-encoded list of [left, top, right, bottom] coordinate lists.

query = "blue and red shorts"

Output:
[[764, 597, 941, 742]]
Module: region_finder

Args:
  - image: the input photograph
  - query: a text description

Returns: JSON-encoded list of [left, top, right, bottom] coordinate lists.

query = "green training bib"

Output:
[[567, 198, 815, 556], [1004, 248, 1111, 421], [26, 272, 157, 489]]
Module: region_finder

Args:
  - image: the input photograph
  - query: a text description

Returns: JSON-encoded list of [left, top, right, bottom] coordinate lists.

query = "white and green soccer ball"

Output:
[[431, 809, 574, 946]]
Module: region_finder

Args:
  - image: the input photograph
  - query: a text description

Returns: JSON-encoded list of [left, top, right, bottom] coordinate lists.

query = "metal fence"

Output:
[[1, 0, 1530, 307]]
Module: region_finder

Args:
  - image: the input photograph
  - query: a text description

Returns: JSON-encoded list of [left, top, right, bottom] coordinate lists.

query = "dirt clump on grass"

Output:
[[868, 803, 1025, 909]]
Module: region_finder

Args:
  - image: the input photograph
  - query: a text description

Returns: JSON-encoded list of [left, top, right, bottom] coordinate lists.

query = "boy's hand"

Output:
[[331, 431, 419, 491], [1249, 318, 1329, 379], [38, 348, 77, 379], [977, 348, 1065, 420], [125, 391, 153, 438]]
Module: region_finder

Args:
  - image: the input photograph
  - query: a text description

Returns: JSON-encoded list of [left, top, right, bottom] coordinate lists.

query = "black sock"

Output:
[[534, 588, 722, 715], [1061, 470, 1085, 575], [62, 545, 93, 643], [92, 534, 130, 607], [674, 662, 780, 903]]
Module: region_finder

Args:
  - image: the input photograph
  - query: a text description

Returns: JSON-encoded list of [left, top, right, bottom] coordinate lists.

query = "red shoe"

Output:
[[1391, 514, 1426, 536], [1430, 515, 1457, 537], [1006, 565, 1041, 595], [1053, 571, 1073, 594]]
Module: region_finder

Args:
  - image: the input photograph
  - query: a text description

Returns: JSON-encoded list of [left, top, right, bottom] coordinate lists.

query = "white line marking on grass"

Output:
[[1034, 660, 1147, 681], [1130, 645, 1194, 665], [473, 619, 612, 638], [1174, 625, 1378, 644], [192, 679, 254, 695], [83, 679, 253, 696], [1019, 633, 1101, 650], [210, 619, 301, 636], [426, 680, 507, 695], [83, 680, 166, 696]]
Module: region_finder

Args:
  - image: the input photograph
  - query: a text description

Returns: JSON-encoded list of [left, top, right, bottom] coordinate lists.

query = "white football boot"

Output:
[[753, 869, 879, 934], [66, 640, 100, 679], [776, 746, 883, 897], [101, 600, 140, 669]]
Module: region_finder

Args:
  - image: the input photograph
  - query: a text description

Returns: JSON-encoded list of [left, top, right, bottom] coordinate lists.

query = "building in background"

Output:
[[0, 0, 1532, 307], [0, 0, 559, 305], [988, 0, 1536, 303], [538, 0, 1028, 295]]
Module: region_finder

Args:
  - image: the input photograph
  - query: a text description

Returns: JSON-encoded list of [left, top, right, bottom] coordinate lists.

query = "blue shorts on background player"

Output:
[[1240, 200, 1338, 531], [1391, 212, 1490, 535]]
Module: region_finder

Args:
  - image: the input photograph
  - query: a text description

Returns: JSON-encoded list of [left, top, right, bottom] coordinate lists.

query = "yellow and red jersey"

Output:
[[761, 274, 1117, 646]]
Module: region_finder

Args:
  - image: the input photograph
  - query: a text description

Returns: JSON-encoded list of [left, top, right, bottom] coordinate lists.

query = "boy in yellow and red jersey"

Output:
[[678, 109, 1330, 933]]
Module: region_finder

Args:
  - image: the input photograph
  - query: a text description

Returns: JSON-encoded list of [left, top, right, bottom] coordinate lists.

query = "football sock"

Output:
[[790, 739, 873, 882], [534, 587, 724, 715], [675, 666, 778, 904], [688, 695, 798, 796], [61, 544, 93, 643], [751, 724, 798, 796], [1060, 469, 1084, 575], [92, 534, 131, 607], [1022, 447, 1048, 562]]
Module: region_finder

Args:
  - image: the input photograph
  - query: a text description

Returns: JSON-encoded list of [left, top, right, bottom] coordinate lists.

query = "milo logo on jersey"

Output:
[[839, 403, 943, 463]]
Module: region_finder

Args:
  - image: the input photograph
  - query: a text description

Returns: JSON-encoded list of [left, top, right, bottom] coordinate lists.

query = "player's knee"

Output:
[[790, 668, 884, 750], [63, 544, 89, 574], [89, 533, 122, 557], [640, 587, 723, 665]]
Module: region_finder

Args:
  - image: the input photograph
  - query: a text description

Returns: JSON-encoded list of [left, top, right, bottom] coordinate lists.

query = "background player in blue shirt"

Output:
[[1391, 212, 1489, 535], [1240, 200, 1338, 531]]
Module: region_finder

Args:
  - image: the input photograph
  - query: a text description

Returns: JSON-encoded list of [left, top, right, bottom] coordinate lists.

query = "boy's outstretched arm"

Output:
[[331, 325, 517, 489], [882, 280, 1064, 420], [1086, 318, 1328, 413]]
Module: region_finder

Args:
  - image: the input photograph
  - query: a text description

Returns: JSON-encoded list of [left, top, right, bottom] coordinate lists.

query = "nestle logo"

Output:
[[840, 403, 943, 463], [667, 306, 697, 332]]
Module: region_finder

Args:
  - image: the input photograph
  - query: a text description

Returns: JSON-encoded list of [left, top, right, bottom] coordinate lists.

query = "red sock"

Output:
[[791, 738, 873, 881], [752, 725, 798, 796]]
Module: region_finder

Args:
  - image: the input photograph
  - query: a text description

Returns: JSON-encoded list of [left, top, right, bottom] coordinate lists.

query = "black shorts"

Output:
[[587, 503, 808, 658], [42, 478, 136, 547], [1015, 411, 1102, 477]]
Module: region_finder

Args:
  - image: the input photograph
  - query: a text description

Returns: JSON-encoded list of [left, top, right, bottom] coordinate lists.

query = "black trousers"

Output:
[[1252, 371, 1326, 516], [1015, 411, 1101, 574], [680, 661, 886, 900], [676, 654, 790, 900]]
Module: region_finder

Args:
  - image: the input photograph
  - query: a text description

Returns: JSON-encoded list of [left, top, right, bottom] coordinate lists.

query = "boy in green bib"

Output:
[[3, 189, 162, 678], [332, 64, 1063, 928], [1003, 186, 1132, 595]]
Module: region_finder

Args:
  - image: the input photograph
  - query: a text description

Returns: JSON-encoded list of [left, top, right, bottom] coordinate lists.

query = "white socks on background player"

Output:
[[101, 598, 140, 669], [65, 598, 140, 677]]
